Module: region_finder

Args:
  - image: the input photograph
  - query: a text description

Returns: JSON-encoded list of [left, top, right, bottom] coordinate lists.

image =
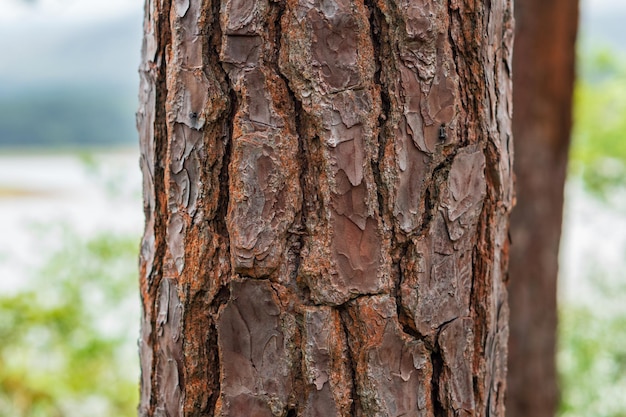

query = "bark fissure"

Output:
[[394, 242, 423, 341], [289, 94, 311, 298], [431, 348, 445, 417], [338, 306, 360, 417], [364, 0, 388, 222], [203, 322, 221, 416], [215, 88, 235, 240], [206, 283, 229, 417]]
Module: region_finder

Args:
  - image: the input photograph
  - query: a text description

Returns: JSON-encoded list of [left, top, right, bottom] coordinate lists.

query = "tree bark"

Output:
[[506, 2, 578, 417], [137, 0, 514, 416]]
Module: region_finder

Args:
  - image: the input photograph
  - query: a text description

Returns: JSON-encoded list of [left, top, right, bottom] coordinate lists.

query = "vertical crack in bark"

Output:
[[213, 0, 234, 242], [205, 0, 233, 230], [289, 94, 311, 297], [199, 282, 231, 416], [419, 187, 435, 236], [431, 347, 446, 417], [206, 282, 231, 417], [204, 321, 220, 416], [419, 149, 456, 236], [469, 238, 482, 315], [338, 306, 360, 416], [364, 0, 388, 222], [395, 254, 422, 340], [216, 86, 236, 240]]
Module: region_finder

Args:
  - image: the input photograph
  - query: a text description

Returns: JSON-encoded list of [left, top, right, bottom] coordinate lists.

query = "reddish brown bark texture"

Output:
[[506, 1, 578, 417], [137, 0, 513, 415]]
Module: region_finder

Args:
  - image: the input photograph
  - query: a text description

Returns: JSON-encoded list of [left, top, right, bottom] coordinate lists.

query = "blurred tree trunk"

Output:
[[507, 1, 579, 416], [136, 0, 514, 416]]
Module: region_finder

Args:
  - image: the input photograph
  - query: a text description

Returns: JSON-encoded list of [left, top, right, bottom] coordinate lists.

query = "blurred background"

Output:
[[0, 0, 625, 416], [0, 1, 143, 416]]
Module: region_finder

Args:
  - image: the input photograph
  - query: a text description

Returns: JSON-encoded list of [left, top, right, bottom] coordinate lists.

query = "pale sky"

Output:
[[0, 0, 624, 24], [0, 0, 142, 24], [586, 0, 626, 10]]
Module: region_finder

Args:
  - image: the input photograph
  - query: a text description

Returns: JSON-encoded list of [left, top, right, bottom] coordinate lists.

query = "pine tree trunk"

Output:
[[506, 1, 578, 416], [137, 0, 514, 416]]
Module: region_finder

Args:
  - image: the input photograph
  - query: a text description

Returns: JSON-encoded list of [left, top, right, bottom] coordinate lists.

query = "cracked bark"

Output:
[[138, 0, 513, 415]]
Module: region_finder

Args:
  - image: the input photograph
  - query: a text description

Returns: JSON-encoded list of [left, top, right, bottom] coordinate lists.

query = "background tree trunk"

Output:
[[137, 0, 514, 416], [506, 1, 579, 416]]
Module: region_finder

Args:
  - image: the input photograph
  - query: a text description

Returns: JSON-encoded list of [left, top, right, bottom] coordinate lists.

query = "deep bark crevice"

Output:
[[204, 0, 233, 244], [431, 347, 446, 417], [364, 0, 389, 221], [285, 306, 305, 415], [289, 95, 310, 293], [418, 187, 435, 238], [415, 152, 453, 237], [183, 285, 224, 417], [204, 321, 221, 416], [397, 301, 422, 341], [394, 242, 423, 341], [338, 306, 360, 417], [215, 86, 236, 242], [210, 284, 231, 315]]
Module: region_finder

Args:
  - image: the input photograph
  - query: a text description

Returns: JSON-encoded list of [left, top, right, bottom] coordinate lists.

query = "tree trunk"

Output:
[[137, 0, 514, 416], [506, 1, 578, 416]]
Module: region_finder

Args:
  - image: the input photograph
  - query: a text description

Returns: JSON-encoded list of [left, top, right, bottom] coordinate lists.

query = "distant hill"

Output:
[[0, 86, 137, 148], [0, 12, 142, 148]]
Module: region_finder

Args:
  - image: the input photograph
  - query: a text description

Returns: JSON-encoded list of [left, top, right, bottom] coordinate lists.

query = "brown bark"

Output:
[[506, 2, 578, 417], [137, 0, 514, 416]]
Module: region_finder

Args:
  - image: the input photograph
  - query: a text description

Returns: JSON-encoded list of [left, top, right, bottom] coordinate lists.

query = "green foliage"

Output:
[[559, 45, 626, 416], [569, 48, 626, 197], [558, 302, 626, 417], [0, 230, 140, 417]]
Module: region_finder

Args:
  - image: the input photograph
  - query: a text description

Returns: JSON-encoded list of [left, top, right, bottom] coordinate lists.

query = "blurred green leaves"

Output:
[[559, 44, 626, 417], [559, 303, 626, 417], [569, 48, 626, 198], [0, 231, 140, 417]]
